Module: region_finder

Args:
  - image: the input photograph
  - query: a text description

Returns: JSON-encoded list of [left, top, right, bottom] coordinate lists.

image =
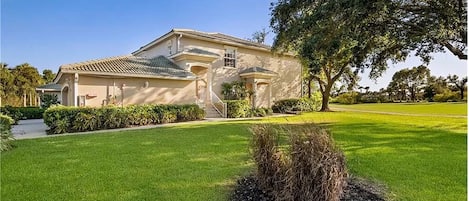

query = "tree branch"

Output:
[[443, 41, 467, 60]]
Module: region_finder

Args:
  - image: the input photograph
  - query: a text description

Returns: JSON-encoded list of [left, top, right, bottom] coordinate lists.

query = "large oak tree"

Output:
[[270, 0, 466, 111]]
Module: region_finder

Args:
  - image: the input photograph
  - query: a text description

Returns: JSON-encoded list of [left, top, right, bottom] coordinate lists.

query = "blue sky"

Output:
[[1, 0, 466, 91]]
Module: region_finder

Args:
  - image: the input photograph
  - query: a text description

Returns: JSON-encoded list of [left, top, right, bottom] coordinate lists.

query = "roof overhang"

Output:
[[170, 51, 219, 63], [55, 70, 196, 81], [132, 29, 296, 57], [35, 88, 61, 92], [239, 72, 277, 79]]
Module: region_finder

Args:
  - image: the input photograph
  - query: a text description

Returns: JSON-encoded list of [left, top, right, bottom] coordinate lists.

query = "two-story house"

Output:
[[53, 29, 302, 117]]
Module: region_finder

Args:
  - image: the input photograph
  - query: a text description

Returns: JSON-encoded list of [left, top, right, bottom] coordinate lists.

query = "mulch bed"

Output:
[[230, 175, 387, 201]]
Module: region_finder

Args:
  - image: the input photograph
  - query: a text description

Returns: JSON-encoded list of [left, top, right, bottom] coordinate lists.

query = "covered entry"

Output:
[[239, 67, 277, 108]]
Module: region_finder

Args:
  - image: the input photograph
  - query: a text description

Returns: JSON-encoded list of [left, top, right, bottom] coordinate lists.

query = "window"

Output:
[[224, 48, 236, 67]]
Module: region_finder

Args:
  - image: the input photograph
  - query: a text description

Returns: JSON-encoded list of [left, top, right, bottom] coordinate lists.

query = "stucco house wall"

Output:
[[139, 36, 302, 107], [60, 75, 195, 107]]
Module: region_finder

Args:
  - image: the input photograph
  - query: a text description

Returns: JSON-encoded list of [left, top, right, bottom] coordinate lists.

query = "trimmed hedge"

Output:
[[225, 100, 274, 118], [0, 114, 15, 152], [0, 106, 46, 121], [44, 104, 205, 134], [272, 97, 320, 113], [225, 100, 251, 118], [16, 107, 46, 119]]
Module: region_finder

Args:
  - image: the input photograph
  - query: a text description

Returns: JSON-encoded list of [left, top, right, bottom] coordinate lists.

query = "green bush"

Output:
[[40, 94, 59, 109], [225, 100, 251, 118], [272, 97, 320, 113], [251, 107, 273, 117], [0, 106, 46, 121], [44, 104, 205, 134], [0, 106, 22, 124], [334, 92, 359, 104], [16, 107, 46, 119], [0, 114, 15, 152], [434, 91, 460, 102]]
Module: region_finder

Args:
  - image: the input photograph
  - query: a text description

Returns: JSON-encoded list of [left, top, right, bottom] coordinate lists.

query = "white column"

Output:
[[269, 82, 272, 108], [73, 73, 79, 106], [252, 81, 257, 109], [207, 65, 212, 104]]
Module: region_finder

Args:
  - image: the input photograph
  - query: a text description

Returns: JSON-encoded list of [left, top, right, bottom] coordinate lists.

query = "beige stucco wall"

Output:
[[172, 36, 302, 108], [58, 74, 196, 107], [136, 36, 178, 58]]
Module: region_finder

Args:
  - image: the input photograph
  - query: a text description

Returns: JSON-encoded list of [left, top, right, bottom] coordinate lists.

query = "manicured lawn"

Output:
[[1, 103, 467, 201], [330, 102, 467, 116]]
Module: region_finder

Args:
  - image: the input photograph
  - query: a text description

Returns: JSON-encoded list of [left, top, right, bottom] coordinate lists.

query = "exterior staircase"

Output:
[[205, 104, 223, 118]]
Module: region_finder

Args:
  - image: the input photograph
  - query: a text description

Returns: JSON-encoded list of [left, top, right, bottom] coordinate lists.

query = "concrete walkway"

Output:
[[11, 114, 294, 140], [12, 119, 48, 139]]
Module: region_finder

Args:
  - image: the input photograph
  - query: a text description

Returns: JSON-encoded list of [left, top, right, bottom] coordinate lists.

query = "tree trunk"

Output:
[[460, 88, 465, 100], [307, 78, 312, 98], [320, 84, 332, 112]]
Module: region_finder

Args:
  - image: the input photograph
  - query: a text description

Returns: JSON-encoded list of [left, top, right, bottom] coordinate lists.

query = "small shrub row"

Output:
[[225, 100, 252, 118], [330, 92, 360, 105], [0, 106, 46, 122], [271, 97, 321, 113], [251, 124, 347, 201], [433, 91, 460, 102], [0, 114, 15, 152], [43, 104, 205, 134], [225, 100, 274, 118]]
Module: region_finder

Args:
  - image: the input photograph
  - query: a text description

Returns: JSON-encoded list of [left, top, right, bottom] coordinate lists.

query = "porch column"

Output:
[[252, 81, 257, 108], [207, 66, 212, 104], [269, 82, 272, 108], [73, 73, 79, 106]]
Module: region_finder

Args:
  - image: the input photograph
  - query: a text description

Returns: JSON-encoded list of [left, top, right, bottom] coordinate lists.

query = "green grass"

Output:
[[1, 103, 467, 201], [330, 102, 467, 116]]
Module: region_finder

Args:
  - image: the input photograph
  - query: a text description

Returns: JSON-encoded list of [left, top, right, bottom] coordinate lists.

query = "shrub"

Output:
[[251, 107, 273, 117], [40, 94, 59, 108], [0, 114, 15, 152], [16, 107, 46, 119], [225, 100, 251, 118], [334, 92, 359, 104], [0, 106, 22, 124], [272, 97, 320, 113], [126, 104, 156, 126], [434, 91, 460, 102], [44, 104, 204, 134], [251, 124, 347, 201]]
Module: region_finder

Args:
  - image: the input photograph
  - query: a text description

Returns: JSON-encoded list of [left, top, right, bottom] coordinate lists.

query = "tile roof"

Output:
[[36, 83, 62, 91], [60, 55, 195, 79], [175, 29, 271, 50], [239, 66, 277, 75]]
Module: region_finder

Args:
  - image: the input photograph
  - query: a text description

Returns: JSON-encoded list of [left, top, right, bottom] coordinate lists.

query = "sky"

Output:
[[1, 0, 467, 91]]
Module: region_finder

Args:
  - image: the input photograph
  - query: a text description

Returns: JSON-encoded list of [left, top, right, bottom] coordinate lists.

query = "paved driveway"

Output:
[[11, 119, 48, 139]]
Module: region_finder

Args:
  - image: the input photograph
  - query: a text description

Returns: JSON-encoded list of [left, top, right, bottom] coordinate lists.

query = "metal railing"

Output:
[[210, 91, 227, 118]]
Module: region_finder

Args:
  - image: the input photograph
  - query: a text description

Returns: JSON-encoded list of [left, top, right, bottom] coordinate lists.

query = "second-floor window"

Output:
[[224, 48, 236, 67]]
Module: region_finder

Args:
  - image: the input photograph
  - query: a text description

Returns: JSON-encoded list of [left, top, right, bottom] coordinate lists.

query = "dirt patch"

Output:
[[230, 175, 387, 201]]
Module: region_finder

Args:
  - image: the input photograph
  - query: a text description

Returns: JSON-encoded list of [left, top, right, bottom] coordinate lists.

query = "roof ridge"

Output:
[[61, 54, 133, 69]]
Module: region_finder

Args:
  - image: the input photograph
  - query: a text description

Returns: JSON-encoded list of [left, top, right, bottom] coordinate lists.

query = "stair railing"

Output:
[[210, 91, 227, 118]]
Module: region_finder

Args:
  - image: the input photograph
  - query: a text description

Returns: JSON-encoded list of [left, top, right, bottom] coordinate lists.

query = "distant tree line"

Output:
[[330, 65, 467, 104], [0, 63, 56, 107]]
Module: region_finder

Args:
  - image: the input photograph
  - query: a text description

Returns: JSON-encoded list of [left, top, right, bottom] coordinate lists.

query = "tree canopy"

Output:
[[270, 0, 466, 110]]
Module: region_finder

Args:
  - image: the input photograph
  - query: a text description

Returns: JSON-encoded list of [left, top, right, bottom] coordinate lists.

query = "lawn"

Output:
[[1, 103, 467, 201], [330, 102, 467, 116]]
